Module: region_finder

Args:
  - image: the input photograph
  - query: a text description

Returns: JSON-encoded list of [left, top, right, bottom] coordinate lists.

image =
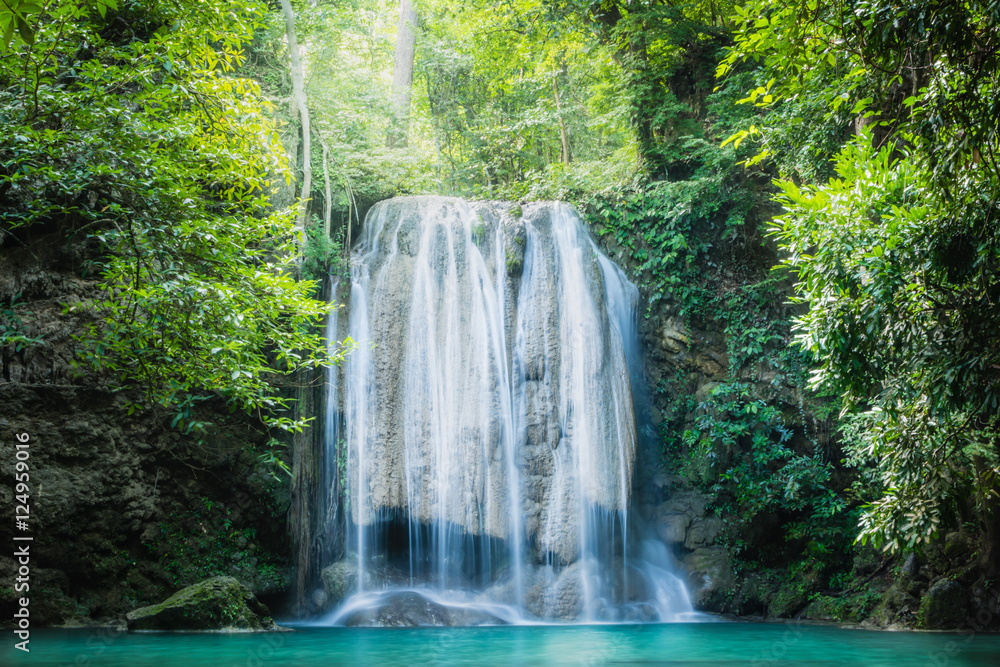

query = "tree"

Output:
[[721, 0, 1000, 569], [388, 0, 418, 148], [280, 0, 313, 235], [0, 0, 334, 439]]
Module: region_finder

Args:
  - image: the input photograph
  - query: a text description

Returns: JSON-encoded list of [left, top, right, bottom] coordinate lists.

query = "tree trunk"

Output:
[[280, 0, 312, 236], [320, 138, 333, 239], [552, 70, 571, 164], [388, 0, 418, 148]]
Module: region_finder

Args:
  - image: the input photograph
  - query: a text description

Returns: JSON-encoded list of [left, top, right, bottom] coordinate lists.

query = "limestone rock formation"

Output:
[[340, 198, 636, 561], [683, 546, 735, 607]]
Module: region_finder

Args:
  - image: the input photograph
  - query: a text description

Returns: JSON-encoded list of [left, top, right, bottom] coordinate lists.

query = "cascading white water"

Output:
[[320, 197, 692, 625]]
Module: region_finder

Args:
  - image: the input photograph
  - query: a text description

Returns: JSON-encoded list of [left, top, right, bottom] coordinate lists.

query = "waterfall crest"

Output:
[[319, 196, 692, 624]]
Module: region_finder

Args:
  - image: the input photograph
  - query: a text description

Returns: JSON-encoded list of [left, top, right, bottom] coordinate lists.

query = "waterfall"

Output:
[[318, 197, 692, 624]]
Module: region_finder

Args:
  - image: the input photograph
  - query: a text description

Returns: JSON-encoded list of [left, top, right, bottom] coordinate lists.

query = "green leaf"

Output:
[[14, 15, 32, 45]]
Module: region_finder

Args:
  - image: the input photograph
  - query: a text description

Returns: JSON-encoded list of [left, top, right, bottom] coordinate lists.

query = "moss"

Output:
[[506, 249, 523, 275], [801, 588, 884, 623], [472, 221, 487, 246], [126, 576, 278, 631]]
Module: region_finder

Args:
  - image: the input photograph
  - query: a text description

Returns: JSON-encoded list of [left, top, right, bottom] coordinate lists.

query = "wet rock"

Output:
[[659, 317, 690, 354], [874, 583, 920, 627], [541, 561, 586, 620], [901, 553, 920, 579], [320, 559, 408, 611], [683, 546, 734, 607], [341, 591, 507, 627], [944, 532, 970, 559], [126, 577, 278, 631], [321, 560, 371, 610], [656, 490, 708, 519], [768, 580, 810, 618], [918, 579, 968, 630], [694, 381, 724, 405]]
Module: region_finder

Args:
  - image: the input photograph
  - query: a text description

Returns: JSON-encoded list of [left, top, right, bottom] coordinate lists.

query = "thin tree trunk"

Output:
[[320, 138, 333, 238], [388, 0, 418, 148], [281, 0, 312, 236], [552, 71, 571, 164]]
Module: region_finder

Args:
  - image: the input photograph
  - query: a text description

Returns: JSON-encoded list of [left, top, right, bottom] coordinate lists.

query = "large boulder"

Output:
[[319, 559, 408, 612], [340, 591, 507, 627], [126, 577, 279, 631], [655, 513, 691, 546], [918, 579, 968, 629]]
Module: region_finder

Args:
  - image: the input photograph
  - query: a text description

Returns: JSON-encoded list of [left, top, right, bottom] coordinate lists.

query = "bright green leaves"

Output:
[[416, 0, 639, 196], [0, 0, 44, 49], [682, 381, 846, 551], [1, 0, 332, 438], [0, 0, 121, 50], [771, 128, 1000, 552]]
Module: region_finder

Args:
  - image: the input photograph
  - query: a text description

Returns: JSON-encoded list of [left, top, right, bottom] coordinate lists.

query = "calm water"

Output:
[[4, 623, 999, 666]]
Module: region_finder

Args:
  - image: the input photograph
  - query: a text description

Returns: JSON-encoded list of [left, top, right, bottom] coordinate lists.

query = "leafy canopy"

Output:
[[721, 0, 1000, 551], [0, 0, 334, 435]]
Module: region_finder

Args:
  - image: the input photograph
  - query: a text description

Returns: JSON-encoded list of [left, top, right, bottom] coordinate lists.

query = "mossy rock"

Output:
[[768, 579, 810, 618], [917, 579, 968, 630], [126, 576, 279, 631]]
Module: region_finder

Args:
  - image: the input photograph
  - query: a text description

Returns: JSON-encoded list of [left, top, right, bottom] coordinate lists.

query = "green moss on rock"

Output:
[[918, 579, 968, 630], [125, 576, 280, 631]]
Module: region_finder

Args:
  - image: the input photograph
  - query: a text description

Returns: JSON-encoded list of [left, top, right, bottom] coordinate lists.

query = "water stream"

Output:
[[317, 197, 691, 624]]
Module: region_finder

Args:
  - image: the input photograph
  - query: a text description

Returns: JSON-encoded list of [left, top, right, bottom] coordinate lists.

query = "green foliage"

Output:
[[144, 503, 286, 590], [301, 217, 347, 284], [249, 0, 436, 220], [0, 0, 335, 433], [772, 133, 1000, 551], [682, 381, 847, 555], [588, 181, 716, 316], [586, 0, 737, 177], [718, 0, 1000, 557], [417, 0, 642, 195], [0, 291, 44, 352]]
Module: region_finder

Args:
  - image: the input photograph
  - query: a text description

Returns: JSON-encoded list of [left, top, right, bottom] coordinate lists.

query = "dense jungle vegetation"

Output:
[[1, 0, 998, 621]]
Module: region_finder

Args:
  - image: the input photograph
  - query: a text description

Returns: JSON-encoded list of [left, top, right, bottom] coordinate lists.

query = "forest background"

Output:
[[0, 0, 998, 629]]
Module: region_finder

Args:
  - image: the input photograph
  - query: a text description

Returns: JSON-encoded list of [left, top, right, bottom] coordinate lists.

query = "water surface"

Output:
[[5, 623, 999, 666]]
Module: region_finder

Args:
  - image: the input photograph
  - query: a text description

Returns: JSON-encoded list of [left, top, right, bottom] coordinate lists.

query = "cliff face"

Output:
[[0, 225, 292, 627]]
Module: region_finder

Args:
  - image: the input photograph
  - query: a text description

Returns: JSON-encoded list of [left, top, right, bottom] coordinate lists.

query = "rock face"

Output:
[[319, 559, 408, 612], [0, 232, 291, 628], [126, 577, 279, 631], [683, 546, 735, 606], [918, 579, 969, 629], [321, 560, 371, 611], [312, 197, 699, 622]]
